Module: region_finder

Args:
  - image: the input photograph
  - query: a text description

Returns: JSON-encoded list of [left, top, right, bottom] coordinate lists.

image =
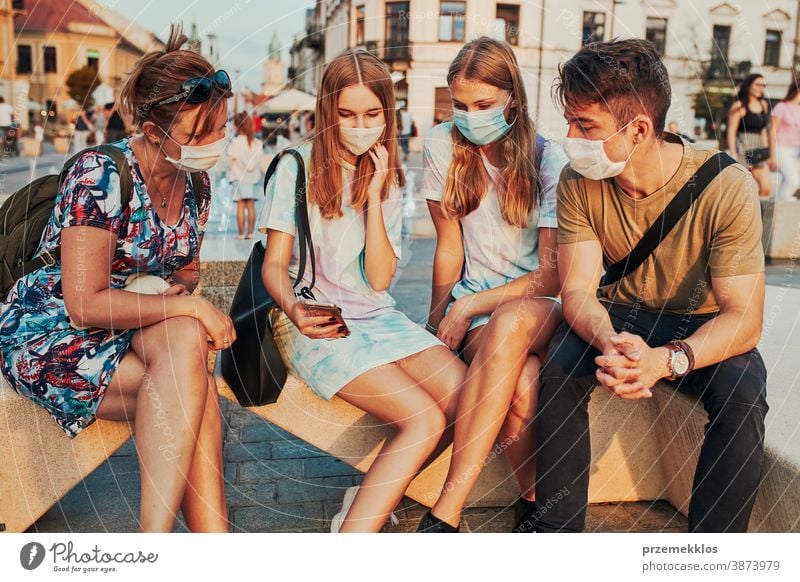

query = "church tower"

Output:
[[262, 31, 286, 95]]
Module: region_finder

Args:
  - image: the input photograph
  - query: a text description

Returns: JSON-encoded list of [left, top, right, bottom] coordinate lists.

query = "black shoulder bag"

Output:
[[599, 152, 736, 288], [219, 149, 316, 407]]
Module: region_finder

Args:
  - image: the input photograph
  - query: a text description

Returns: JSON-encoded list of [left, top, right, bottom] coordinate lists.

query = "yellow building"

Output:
[[12, 0, 161, 126]]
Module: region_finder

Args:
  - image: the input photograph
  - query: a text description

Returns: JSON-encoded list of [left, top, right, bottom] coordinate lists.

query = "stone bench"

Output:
[[1, 264, 797, 532], [0, 382, 133, 533], [761, 199, 800, 260], [203, 262, 800, 532]]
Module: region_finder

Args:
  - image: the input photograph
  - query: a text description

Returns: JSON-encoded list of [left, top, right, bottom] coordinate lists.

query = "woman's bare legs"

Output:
[[428, 298, 562, 527], [179, 374, 228, 532], [335, 362, 448, 532], [96, 316, 227, 532], [236, 201, 246, 237], [245, 200, 256, 237], [751, 165, 772, 198]]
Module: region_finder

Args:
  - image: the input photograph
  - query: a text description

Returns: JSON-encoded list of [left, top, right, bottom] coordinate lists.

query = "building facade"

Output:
[[11, 0, 158, 127], [288, 0, 800, 140], [288, 2, 326, 95]]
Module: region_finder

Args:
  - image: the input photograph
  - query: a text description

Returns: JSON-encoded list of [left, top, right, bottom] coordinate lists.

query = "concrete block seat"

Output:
[[0, 381, 132, 533]]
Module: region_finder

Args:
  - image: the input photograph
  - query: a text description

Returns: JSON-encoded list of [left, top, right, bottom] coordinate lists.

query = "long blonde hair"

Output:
[[309, 49, 404, 219], [443, 37, 537, 228]]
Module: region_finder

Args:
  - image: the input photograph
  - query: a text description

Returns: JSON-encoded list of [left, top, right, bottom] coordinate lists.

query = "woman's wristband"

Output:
[[425, 322, 439, 335]]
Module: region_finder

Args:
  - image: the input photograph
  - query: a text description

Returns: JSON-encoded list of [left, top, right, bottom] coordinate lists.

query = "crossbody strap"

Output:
[[600, 151, 736, 288], [263, 149, 316, 293]]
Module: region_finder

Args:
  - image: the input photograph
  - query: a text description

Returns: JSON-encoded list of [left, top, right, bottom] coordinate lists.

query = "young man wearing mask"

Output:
[[517, 39, 768, 533]]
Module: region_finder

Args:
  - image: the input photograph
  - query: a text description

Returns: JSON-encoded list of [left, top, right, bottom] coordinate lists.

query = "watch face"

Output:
[[672, 351, 690, 375]]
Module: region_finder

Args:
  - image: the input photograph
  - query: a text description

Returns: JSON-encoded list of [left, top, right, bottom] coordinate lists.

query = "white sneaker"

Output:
[[329, 485, 400, 533]]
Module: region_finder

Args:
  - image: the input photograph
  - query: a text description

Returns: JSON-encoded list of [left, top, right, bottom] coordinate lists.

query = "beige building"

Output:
[[11, 0, 162, 128], [289, 0, 800, 140]]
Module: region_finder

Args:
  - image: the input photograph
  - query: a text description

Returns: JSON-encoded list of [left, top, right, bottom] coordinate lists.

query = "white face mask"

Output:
[[160, 127, 227, 172], [563, 119, 638, 180], [340, 124, 385, 156]]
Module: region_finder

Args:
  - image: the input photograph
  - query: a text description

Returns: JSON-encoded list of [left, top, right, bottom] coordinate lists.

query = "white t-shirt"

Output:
[[258, 142, 404, 320], [0, 102, 14, 127], [421, 120, 567, 301], [226, 135, 264, 184]]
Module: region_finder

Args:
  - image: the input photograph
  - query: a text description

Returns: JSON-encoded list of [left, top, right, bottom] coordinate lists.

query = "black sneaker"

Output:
[[513, 496, 537, 526], [416, 510, 460, 533], [512, 499, 539, 533]]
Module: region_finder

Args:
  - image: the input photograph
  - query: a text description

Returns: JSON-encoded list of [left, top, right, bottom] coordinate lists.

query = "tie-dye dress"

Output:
[[421, 121, 569, 331], [0, 138, 211, 437], [259, 142, 444, 400]]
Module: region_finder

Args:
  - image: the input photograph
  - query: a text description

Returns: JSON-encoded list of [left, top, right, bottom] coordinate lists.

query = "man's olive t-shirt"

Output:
[[557, 132, 764, 315]]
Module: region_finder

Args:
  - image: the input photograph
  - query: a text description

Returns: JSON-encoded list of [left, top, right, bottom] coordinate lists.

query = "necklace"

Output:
[[141, 139, 168, 208]]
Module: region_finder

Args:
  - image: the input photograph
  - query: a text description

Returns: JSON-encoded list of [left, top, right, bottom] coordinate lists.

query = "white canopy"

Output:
[[256, 89, 316, 114]]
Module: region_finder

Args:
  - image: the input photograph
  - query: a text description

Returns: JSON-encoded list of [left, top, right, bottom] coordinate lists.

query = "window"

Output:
[[16, 45, 32, 74], [764, 29, 781, 67], [355, 5, 365, 45], [87, 49, 100, 70], [385, 2, 410, 60], [582, 12, 605, 45], [43, 46, 57, 74], [645, 17, 667, 55], [439, 2, 466, 42], [496, 4, 520, 45]]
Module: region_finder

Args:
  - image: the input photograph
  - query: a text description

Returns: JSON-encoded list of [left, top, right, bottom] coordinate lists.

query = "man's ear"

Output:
[[632, 115, 654, 144]]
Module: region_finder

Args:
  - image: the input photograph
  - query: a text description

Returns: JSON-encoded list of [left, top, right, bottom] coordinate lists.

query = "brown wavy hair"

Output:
[[443, 37, 537, 228], [118, 23, 229, 140], [309, 49, 404, 219], [234, 112, 255, 146]]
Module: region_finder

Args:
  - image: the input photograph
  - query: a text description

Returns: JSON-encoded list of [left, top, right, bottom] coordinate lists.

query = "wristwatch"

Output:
[[665, 341, 693, 380]]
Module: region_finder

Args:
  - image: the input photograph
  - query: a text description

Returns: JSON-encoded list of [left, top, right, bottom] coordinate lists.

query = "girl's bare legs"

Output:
[[245, 200, 256, 237], [235, 201, 246, 237], [397, 345, 467, 468], [97, 316, 226, 532], [428, 298, 562, 527], [335, 363, 448, 532], [497, 356, 542, 501]]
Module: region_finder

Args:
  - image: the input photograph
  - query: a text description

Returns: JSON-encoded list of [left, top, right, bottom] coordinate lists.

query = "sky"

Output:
[[110, 0, 316, 93]]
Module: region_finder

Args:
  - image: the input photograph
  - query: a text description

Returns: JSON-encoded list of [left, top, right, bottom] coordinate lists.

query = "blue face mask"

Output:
[[452, 94, 514, 145]]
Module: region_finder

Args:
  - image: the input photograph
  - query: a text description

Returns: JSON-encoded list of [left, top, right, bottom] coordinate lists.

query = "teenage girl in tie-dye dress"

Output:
[[260, 50, 467, 533], [416, 37, 568, 533]]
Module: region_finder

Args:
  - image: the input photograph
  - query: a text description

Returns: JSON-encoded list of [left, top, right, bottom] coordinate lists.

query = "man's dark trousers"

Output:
[[529, 303, 768, 532]]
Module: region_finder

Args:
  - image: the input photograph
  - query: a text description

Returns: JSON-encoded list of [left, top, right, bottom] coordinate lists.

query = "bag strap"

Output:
[[599, 151, 736, 288], [263, 149, 316, 294]]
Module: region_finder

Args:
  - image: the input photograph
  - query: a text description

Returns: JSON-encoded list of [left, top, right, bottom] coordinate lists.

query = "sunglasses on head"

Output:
[[141, 70, 232, 116]]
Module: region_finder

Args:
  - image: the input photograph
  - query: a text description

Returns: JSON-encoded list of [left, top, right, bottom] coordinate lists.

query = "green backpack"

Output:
[[0, 144, 205, 296]]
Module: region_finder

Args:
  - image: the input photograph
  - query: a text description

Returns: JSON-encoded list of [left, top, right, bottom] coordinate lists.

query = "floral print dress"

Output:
[[0, 138, 211, 437]]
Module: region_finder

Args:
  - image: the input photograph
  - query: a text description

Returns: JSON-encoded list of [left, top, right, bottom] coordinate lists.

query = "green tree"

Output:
[[66, 66, 102, 110]]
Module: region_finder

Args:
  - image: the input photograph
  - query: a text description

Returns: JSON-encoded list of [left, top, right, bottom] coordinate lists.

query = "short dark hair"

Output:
[[554, 38, 671, 135]]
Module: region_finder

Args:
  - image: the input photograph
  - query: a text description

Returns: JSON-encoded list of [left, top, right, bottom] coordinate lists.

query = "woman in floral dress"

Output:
[[0, 25, 234, 533]]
